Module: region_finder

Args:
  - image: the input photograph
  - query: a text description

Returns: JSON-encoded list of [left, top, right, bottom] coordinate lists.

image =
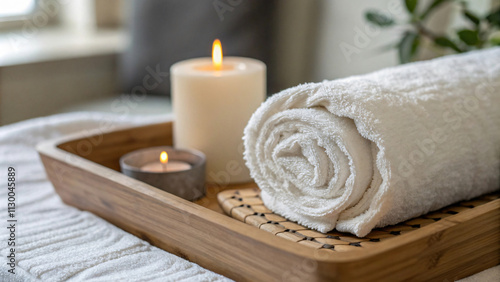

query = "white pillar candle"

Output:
[[171, 40, 266, 184]]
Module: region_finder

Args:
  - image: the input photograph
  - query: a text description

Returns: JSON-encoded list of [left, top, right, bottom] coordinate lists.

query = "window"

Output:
[[0, 0, 35, 19]]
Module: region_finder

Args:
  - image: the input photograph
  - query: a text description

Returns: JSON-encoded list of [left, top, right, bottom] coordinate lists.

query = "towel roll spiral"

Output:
[[244, 48, 500, 237]]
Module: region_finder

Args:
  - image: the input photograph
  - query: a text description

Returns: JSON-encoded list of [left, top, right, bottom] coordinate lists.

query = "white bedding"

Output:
[[0, 112, 231, 282], [0, 112, 496, 281]]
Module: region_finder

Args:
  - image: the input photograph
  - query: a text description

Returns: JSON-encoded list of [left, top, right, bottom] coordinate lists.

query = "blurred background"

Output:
[[0, 0, 498, 125]]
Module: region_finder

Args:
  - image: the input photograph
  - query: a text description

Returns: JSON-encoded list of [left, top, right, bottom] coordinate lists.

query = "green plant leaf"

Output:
[[464, 10, 480, 25], [399, 32, 419, 64], [486, 7, 500, 27], [421, 0, 449, 19], [405, 0, 418, 14], [433, 36, 462, 52], [490, 36, 500, 46], [457, 29, 479, 45], [365, 10, 395, 27], [411, 34, 420, 56]]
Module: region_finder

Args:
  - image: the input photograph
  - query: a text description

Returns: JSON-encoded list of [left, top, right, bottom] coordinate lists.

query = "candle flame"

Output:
[[160, 151, 168, 164], [212, 39, 222, 69]]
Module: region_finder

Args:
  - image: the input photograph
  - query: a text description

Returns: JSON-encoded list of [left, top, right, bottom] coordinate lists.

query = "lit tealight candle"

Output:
[[171, 39, 266, 183], [120, 146, 206, 201], [140, 151, 191, 173]]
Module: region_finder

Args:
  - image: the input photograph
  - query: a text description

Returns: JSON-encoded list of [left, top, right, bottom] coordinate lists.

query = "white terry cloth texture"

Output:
[[0, 112, 231, 282], [244, 48, 500, 237]]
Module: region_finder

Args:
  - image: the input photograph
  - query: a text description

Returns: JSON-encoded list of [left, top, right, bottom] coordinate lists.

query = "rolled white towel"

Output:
[[243, 48, 500, 237]]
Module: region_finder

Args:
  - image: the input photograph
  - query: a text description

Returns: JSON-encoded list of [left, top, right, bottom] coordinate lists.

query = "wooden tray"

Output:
[[37, 121, 500, 282], [219, 188, 500, 252]]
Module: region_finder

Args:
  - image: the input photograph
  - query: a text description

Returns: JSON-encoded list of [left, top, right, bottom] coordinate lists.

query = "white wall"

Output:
[[310, 0, 404, 82], [309, 0, 494, 82]]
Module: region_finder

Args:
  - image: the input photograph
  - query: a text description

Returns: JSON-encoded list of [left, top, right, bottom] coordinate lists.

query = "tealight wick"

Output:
[[160, 151, 168, 172]]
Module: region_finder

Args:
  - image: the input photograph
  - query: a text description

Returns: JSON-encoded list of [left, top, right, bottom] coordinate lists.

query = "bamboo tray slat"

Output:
[[37, 121, 500, 282], [218, 188, 500, 253]]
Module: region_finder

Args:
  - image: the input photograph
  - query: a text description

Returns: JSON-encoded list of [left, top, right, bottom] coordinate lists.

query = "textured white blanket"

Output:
[[244, 48, 500, 237], [0, 113, 230, 282]]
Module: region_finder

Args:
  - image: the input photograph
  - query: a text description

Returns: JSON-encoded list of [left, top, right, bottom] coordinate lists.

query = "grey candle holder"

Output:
[[119, 146, 206, 201]]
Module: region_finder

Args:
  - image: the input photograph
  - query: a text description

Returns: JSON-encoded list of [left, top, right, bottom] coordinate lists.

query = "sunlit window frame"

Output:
[[0, 0, 59, 31]]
